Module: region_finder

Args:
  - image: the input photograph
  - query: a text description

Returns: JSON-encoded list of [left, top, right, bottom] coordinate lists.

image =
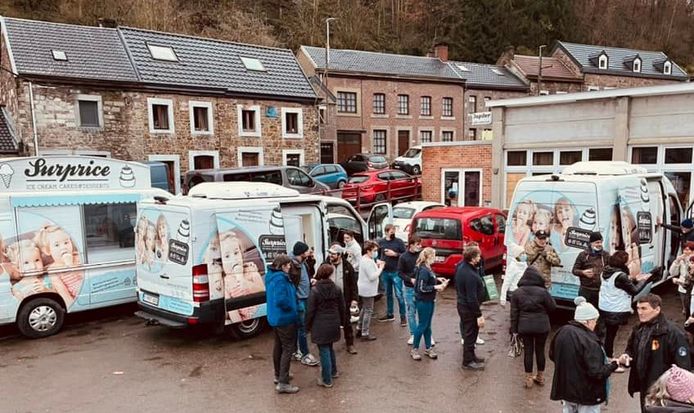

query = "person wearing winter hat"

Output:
[[524, 230, 561, 289], [550, 296, 619, 412], [290, 241, 319, 367], [572, 231, 611, 309], [660, 218, 694, 248], [645, 365, 694, 412]]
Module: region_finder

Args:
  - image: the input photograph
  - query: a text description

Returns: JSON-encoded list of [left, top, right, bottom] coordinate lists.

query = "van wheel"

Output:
[[231, 317, 266, 339], [412, 165, 421, 175], [17, 298, 65, 339]]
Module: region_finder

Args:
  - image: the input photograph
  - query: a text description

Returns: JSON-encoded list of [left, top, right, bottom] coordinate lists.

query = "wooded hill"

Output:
[[3, 0, 693, 72]]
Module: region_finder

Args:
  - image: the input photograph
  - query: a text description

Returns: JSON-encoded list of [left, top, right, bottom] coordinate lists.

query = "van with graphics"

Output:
[[0, 156, 169, 338], [505, 161, 683, 306], [134, 182, 369, 338]]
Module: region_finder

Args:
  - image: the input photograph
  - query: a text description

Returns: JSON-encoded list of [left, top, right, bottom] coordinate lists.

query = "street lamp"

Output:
[[538, 44, 547, 96], [324, 17, 337, 124]]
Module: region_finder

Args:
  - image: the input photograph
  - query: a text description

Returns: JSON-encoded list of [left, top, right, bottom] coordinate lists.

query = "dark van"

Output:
[[182, 166, 330, 195], [143, 161, 175, 194]]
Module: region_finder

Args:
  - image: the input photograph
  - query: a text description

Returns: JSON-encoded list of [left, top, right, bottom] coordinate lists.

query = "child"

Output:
[[219, 231, 257, 321], [203, 234, 224, 300], [35, 225, 83, 299], [154, 214, 169, 261]]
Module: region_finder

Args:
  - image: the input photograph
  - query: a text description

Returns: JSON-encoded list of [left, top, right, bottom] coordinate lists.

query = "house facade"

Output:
[[0, 17, 319, 193]]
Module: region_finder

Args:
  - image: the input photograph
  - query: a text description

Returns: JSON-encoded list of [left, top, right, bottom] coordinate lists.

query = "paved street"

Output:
[[1, 280, 685, 413]]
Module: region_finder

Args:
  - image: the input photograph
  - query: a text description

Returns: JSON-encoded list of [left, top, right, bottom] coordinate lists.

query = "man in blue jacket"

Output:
[[266, 254, 300, 394]]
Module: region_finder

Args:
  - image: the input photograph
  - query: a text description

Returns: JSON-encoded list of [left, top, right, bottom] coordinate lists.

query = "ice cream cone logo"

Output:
[[579, 208, 597, 230], [269, 206, 284, 235], [119, 166, 136, 188], [0, 163, 14, 189]]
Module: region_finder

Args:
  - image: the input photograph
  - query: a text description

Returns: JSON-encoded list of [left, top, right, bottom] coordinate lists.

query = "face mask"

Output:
[[413, 247, 422, 253], [371, 250, 379, 259]]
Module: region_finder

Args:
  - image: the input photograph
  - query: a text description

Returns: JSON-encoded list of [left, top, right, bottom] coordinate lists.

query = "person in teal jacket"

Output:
[[265, 254, 300, 394]]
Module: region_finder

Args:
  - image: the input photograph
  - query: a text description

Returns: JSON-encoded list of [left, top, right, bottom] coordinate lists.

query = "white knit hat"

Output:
[[574, 296, 600, 321]]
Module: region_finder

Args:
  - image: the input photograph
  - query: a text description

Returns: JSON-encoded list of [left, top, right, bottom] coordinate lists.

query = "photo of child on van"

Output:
[[551, 197, 578, 252], [34, 225, 83, 299], [135, 215, 148, 265], [609, 204, 642, 277], [143, 223, 157, 271], [154, 214, 169, 261], [511, 199, 535, 250], [202, 233, 224, 300], [531, 206, 553, 235]]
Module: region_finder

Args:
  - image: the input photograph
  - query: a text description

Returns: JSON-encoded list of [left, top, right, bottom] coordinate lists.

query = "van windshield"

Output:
[[413, 217, 461, 239], [403, 148, 421, 158]]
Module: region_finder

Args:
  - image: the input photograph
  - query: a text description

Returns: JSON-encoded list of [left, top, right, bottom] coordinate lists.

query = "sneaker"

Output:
[[476, 337, 485, 345], [350, 315, 360, 324], [424, 348, 438, 359], [378, 315, 395, 322], [301, 354, 319, 366], [462, 361, 485, 370], [360, 334, 377, 341], [460, 338, 477, 348], [346, 345, 358, 355], [407, 335, 414, 345], [431, 337, 436, 347], [332, 371, 341, 379], [473, 356, 485, 363], [355, 329, 362, 338], [292, 351, 303, 361], [410, 349, 422, 360], [273, 373, 294, 384], [317, 377, 333, 388], [276, 383, 300, 394], [615, 366, 626, 373], [400, 316, 407, 327]]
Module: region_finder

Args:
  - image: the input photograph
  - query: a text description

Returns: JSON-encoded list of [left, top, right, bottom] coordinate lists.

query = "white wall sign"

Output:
[[471, 111, 492, 126]]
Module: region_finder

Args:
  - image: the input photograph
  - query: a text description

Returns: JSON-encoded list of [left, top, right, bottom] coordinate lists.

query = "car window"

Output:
[[393, 207, 415, 219], [223, 172, 249, 182], [413, 217, 461, 240], [377, 172, 391, 181], [495, 214, 506, 234], [241, 171, 283, 185], [423, 205, 442, 211], [326, 165, 337, 174], [370, 156, 387, 163], [286, 168, 312, 187], [351, 155, 363, 162], [478, 215, 494, 235], [348, 175, 369, 184], [390, 171, 408, 180], [311, 166, 326, 177]]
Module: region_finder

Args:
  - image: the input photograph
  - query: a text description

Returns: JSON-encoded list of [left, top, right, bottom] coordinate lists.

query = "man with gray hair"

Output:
[[550, 296, 620, 412]]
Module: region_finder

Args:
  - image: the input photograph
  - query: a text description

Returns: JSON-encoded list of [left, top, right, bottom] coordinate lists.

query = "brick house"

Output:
[[0, 17, 319, 194]]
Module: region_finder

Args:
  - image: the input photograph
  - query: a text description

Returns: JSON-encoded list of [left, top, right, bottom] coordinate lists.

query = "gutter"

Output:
[[28, 81, 38, 156]]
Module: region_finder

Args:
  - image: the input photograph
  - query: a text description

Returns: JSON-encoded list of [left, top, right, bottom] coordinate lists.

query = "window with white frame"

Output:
[[147, 98, 174, 134], [397, 94, 409, 115], [633, 58, 641, 73], [281, 108, 303, 138], [598, 54, 608, 69], [237, 105, 261, 137], [237, 146, 264, 167], [76, 95, 102, 128], [282, 150, 304, 167], [468, 95, 477, 114], [468, 128, 476, 139], [420, 130, 433, 143], [588, 147, 613, 161], [373, 130, 387, 154], [189, 101, 213, 135], [441, 130, 454, 142], [664, 61, 672, 75], [147, 44, 178, 62], [373, 93, 385, 114], [442, 97, 453, 117], [420, 96, 431, 116]]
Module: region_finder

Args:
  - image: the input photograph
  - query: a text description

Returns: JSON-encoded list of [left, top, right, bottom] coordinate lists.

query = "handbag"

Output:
[[508, 333, 523, 358], [483, 275, 499, 301]]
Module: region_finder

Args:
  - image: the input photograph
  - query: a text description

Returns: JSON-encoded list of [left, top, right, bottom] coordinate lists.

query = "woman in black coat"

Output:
[[306, 263, 346, 388], [511, 266, 557, 388]]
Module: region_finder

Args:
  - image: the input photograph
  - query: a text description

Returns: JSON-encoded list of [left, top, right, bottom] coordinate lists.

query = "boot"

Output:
[[524, 373, 534, 388], [533, 371, 545, 386]]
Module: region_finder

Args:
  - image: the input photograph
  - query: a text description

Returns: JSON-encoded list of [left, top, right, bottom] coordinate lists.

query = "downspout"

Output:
[[28, 81, 39, 156]]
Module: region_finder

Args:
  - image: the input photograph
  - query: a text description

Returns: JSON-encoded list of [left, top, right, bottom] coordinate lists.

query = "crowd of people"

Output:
[[264, 225, 693, 412]]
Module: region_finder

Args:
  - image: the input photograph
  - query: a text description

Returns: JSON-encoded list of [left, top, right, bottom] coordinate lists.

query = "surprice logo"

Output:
[[24, 158, 111, 182]]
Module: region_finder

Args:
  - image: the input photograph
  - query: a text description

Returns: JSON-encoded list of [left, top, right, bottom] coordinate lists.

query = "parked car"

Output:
[[341, 153, 388, 176], [182, 166, 330, 195], [410, 207, 507, 277], [392, 146, 422, 175], [142, 161, 175, 194], [392, 201, 444, 241], [341, 169, 421, 207], [302, 163, 348, 189]]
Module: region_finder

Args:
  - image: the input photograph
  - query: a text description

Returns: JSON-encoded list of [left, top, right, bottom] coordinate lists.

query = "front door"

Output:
[[337, 132, 362, 163], [442, 169, 482, 207], [321, 143, 335, 164], [398, 130, 410, 156]]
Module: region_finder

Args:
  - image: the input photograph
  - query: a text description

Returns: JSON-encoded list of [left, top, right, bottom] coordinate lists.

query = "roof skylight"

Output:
[[490, 67, 505, 76], [147, 44, 179, 62], [240, 57, 266, 72], [51, 50, 67, 61], [456, 64, 470, 72]]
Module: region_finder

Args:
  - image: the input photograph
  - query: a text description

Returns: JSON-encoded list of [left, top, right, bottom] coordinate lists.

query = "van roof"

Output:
[[414, 206, 502, 220], [188, 182, 300, 199], [185, 165, 296, 175], [562, 161, 648, 176]]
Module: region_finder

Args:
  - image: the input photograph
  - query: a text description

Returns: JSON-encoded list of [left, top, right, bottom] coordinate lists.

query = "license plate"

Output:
[[142, 293, 159, 306], [394, 165, 401, 169], [435, 256, 445, 263]]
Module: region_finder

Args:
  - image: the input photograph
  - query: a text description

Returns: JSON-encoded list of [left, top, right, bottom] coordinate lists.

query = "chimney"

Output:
[[496, 46, 515, 66], [433, 43, 448, 62], [97, 18, 118, 28], [426, 50, 435, 58]]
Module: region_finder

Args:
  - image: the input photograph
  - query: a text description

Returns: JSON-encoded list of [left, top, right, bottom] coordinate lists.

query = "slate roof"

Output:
[[301, 46, 463, 82], [512, 55, 582, 81], [3, 17, 138, 82], [553, 41, 688, 80], [448, 61, 527, 90], [0, 107, 19, 154], [119, 27, 316, 100]]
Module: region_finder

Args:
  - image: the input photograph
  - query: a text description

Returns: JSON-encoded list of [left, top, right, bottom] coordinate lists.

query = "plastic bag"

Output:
[[508, 333, 523, 358], [500, 258, 527, 304]]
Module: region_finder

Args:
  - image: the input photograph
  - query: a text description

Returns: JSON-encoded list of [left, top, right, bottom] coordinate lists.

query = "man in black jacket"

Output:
[[398, 235, 422, 344], [550, 296, 619, 412], [618, 294, 691, 412], [572, 232, 610, 309], [326, 242, 359, 355], [455, 245, 486, 370]]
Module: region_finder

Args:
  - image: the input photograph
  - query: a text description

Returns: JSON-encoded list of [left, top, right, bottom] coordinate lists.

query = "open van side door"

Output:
[[617, 183, 655, 278], [366, 202, 393, 241]]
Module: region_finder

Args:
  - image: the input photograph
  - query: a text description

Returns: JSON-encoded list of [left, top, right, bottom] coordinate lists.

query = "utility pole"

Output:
[[538, 44, 547, 96], [324, 17, 336, 123]]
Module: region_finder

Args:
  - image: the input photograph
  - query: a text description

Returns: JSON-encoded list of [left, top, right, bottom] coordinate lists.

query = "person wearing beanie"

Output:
[[550, 296, 619, 412], [660, 218, 694, 248], [289, 241, 319, 367], [670, 241, 694, 319], [572, 231, 611, 309], [645, 365, 694, 412], [618, 294, 691, 412]]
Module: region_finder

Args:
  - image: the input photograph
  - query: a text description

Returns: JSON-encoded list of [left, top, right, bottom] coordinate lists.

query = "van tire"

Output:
[[17, 297, 65, 339], [231, 317, 266, 339], [412, 165, 421, 175]]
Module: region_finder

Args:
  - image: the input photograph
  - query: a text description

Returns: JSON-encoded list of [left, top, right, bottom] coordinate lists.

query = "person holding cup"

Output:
[[324, 242, 359, 355], [410, 247, 448, 361], [357, 240, 384, 341]]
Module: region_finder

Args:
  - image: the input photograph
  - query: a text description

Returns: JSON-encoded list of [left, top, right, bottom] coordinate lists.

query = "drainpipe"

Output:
[[28, 81, 39, 156]]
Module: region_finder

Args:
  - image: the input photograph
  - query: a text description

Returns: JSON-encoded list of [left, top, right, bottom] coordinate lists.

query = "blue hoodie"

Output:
[[265, 266, 299, 327]]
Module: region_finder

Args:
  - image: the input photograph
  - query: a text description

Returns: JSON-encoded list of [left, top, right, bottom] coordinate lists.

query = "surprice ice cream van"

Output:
[[505, 161, 683, 306], [0, 156, 169, 338], [134, 182, 368, 338]]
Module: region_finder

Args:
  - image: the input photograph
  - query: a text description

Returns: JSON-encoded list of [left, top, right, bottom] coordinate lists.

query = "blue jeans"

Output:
[[413, 300, 435, 350], [297, 299, 309, 356], [381, 271, 405, 318], [404, 286, 417, 335], [318, 344, 337, 385]]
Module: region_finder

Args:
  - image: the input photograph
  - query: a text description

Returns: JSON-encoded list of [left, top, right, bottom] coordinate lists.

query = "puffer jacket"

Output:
[[510, 267, 557, 335], [305, 279, 346, 345], [264, 266, 299, 328], [525, 239, 561, 287], [572, 248, 610, 290]]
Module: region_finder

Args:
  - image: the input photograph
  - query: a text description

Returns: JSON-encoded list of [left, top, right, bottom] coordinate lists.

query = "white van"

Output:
[[134, 182, 371, 337], [505, 161, 683, 305], [0, 156, 169, 337], [392, 146, 422, 175]]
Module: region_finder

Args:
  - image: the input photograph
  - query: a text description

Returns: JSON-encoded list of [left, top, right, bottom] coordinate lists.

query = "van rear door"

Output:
[[367, 202, 393, 240], [618, 180, 655, 278]]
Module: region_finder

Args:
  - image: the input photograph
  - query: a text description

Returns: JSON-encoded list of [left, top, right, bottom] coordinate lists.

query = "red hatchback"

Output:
[[341, 169, 421, 206], [410, 207, 507, 277]]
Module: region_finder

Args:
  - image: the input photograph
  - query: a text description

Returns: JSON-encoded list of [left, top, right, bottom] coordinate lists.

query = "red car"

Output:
[[341, 169, 421, 206], [410, 207, 507, 277]]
